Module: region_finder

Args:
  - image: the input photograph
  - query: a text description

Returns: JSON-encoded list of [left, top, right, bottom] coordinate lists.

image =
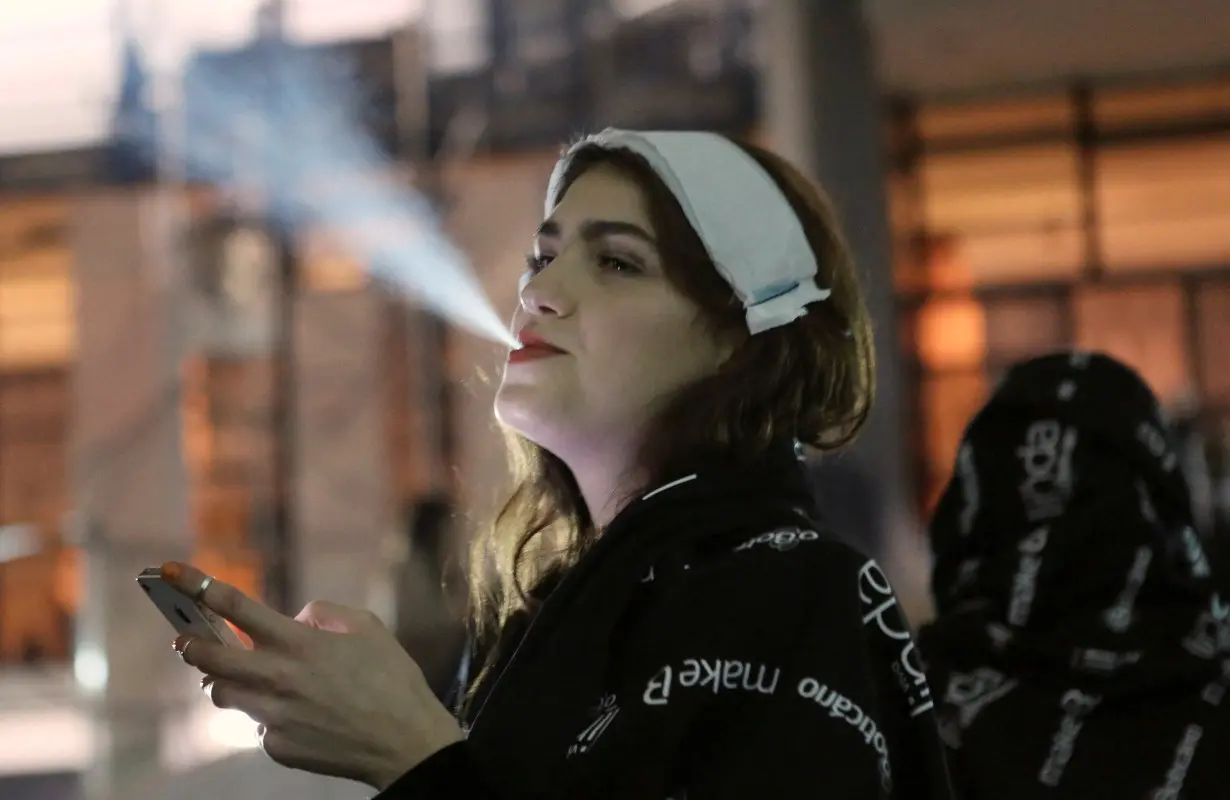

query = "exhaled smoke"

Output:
[[118, 42, 516, 347]]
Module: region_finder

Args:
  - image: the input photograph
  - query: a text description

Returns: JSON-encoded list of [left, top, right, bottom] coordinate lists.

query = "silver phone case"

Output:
[[136, 568, 246, 648]]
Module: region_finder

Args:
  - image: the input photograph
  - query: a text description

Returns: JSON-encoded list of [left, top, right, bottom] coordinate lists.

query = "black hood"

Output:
[[920, 351, 1228, 697]]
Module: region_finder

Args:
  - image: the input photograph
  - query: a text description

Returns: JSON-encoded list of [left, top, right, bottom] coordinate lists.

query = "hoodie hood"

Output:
[[920, 351, 1228, 697]]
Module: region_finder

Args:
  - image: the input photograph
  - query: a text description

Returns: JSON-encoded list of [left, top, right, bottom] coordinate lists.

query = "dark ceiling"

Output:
[[866, 0, 1230, 95]]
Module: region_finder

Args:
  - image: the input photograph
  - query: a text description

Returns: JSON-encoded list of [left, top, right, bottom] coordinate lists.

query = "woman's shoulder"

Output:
[[643, 522, 893, 627], [686, 521, 879, 585]]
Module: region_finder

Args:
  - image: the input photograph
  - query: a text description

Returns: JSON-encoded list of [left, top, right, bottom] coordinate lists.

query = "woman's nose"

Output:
[[519, 262, 576, 317]]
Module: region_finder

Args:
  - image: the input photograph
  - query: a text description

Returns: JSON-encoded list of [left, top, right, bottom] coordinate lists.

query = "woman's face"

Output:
[[494, 163, 733, 459]]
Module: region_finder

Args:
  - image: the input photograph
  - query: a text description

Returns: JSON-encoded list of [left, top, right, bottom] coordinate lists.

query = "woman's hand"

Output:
[[161, 562, 465, 789]]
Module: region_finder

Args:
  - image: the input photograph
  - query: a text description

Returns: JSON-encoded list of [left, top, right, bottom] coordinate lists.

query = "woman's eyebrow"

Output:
[[535, 218, 657, 246]]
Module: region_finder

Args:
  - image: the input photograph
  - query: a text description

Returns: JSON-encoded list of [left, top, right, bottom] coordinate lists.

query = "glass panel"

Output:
[[0, 196, 75, 367], [920, 370, 989, 509], [1094, 78, 1230, 130], [951, 226, 1084, 286], [1197, 280, 1230, 406], [203, 358, 275, 480], [0, 196, 70, 259], [192, 358, 275, 571], [898, 233, 984, 294], [0, 371, 68, 526], [921, 144, 1084, 285], [917, 94, 1074, 142], [1097, 136, 1230, 271], [983, 293, 1070, 366], [913, 297, 986, 371], [1073, 283, 1191, 404], [0, 552, 69, 662], [923, 145, 1082, 229], [0, 369, 70, 664], [298, 240, 366, 292], [185, 356, 276, 609], [0, 275, 75, 367]]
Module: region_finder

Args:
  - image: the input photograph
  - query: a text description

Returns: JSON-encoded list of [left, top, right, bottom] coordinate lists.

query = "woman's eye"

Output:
[[598, 254, 642, 274]]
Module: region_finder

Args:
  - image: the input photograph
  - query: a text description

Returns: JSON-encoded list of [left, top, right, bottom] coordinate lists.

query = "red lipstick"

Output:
[[508, 330, 566, 365]]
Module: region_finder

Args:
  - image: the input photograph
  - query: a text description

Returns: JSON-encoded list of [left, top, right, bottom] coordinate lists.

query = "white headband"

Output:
[[544, 128, 830, 334]]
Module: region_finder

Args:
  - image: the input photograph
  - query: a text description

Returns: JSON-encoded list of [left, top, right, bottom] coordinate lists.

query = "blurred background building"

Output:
[[0, 0, 1228, 797]]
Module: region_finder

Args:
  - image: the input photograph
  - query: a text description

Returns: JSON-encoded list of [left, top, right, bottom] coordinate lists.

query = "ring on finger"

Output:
[[193, 575, 216, 603]]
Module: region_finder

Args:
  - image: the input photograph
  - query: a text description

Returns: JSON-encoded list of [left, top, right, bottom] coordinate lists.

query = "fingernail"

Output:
[[173, 635, 191, 655], [200, 675, 214, 693], [160, 562, 181, 580]]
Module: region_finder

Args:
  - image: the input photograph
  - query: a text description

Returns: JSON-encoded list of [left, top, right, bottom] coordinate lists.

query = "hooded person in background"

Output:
[[918, 351, 1230, 799]]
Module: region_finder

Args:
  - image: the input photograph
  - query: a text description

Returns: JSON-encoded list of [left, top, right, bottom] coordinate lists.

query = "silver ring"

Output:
[[193, 575, 215, 602]]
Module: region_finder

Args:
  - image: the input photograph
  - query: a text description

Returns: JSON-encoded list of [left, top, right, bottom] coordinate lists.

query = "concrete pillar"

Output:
[[292, 289, 396, 616], [69, 188, 195, 799], [758, 0, 925, 599]]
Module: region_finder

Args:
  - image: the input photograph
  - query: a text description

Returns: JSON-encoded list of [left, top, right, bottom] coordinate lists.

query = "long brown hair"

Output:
[[466, 136, 875, 663]]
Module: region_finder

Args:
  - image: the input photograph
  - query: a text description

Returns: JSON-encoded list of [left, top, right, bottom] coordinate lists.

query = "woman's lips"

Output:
[[507, 342, 565, 365], [510, 330, 566, 364]]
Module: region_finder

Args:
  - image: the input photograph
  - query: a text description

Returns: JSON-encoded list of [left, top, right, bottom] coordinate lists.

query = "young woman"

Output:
[[920, 352, 1230, 798], [163, 129, 954, 798]]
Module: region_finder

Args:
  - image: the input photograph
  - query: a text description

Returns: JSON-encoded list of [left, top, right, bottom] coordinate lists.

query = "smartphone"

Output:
[[136, 567, 246, 648]]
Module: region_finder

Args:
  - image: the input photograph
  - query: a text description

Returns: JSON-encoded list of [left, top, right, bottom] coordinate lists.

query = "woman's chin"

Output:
[[494, 389, 558, 443]]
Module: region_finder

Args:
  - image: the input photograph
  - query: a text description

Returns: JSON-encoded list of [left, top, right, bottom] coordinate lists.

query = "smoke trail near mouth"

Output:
[[118, 40, 517, 348]]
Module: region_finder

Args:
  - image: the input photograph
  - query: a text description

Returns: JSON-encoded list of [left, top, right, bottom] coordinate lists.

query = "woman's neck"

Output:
[[563, 445, 644, 530]]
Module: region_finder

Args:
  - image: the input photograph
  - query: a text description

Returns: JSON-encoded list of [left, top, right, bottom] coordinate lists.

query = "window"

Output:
[[919, 371, 988, 513], [0, 196, 75, 368], [1096, 136, 1230, 272], [1197, 280, 1230, 407], [899, 292, 990, 513], [983, 291, 1071, 370], [177, 353, 275, 615], [1073, 283, 1192, 404], [913, 297, 986, 372], [0, 369, 70, 663], [897, 77, 1230, 516], [917, 93, 1074, 143], [1094, 79, 1230, 131], [920, 144, 1085, 286], [0, 195, 75, 664], [299, 228, 367, 292], [0, 372, 68, 523], [0, 274, 75, 367]]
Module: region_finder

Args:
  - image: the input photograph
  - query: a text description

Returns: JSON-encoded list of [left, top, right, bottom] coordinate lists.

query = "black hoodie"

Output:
[[378, 442, 954, 799], [919, 352, 1230, 799]]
